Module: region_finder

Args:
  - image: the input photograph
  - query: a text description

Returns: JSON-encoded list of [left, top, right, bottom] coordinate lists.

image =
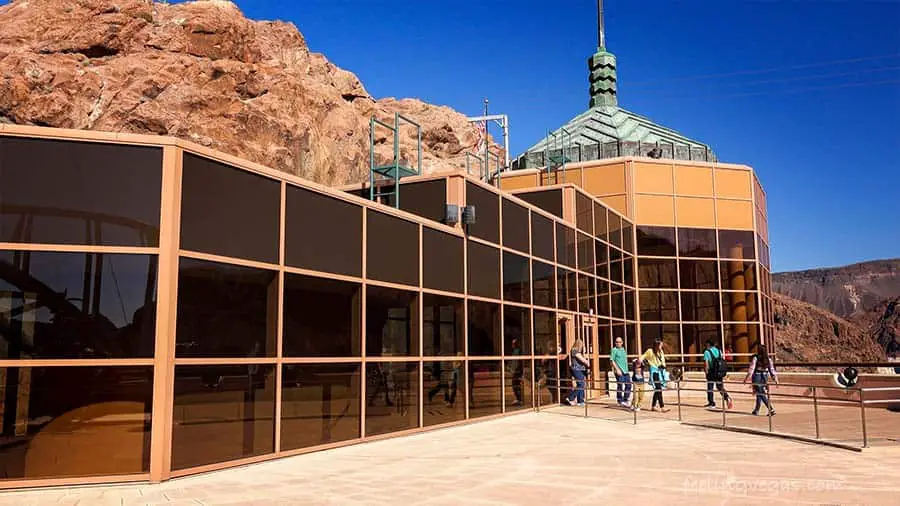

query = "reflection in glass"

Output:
[[639, 291, 679, 322], [623, 256, 635, 287], [504, 305, 532, 355], [397, 180, 446, 223], [502, 252, 530, 304], [367, 211, 419, 287], [176, 258, 277, 358], [285, 186, 362, 276], [366, 286, 418, 357], [466, 183, 500, 243], [609, 260, 623, 284], [0, 366, 152, 480], [576, 193, 593, 234], [281, 364, 360, 451], [532, 261, 555, 308], [504, 360, 532, 411], [469, 360, 502, 418], [680, 291, 721, 322], [502, 200, 530, 253], [0, 137, 162, 246], [637, 226, 676, 257], [467, 242, 500, 300], [423, 360, 465, 426], [720, 260, 757, 291], [622, 223, 634, 254], [535, 358, 558, 406], [597, 281, 610, 318], [641, 324, 681, 357], [365, 362, 418, 436], [0, 251, 157, 359], [172, 365, 275, 470], [566, 270, 578, 312], [468, 300, 500, 356], [577, 232, 594, 273], [594, 203, 608, 242], [556, 223, 576, 269], [531, 213, 555, 261], [718, 230, 756, 260], [533, 310, 556, 356], [422, 294, 464, 357], [721, 292, 760, 323], [626, 324, 638, 356], [678, 228, 717, 258], [638, 258, 677, 289], [608, 214, 622, 249], [682, 324, 722, 358], [283, 274, 360, 357], [595, 240, 609, 279], [578, 274, 596, 314], [725, 323, 760, 356], [625, 289, 636, 321], [422, 229, 464, 293], [611, 288, 624, 320], [518, 189, 563, 218], [680, 260, 719, 290]]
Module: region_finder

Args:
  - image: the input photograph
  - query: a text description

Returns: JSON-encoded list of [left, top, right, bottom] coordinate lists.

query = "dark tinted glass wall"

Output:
[[285, 186, 362, 277], [465, 183, 499, 243], [678, 228, 716, 258], [422, 229, 463, 293], [398, 180, 446, 223], [504, 305, 532, 355], [502, 252, 530, 304], [531, 214, 555, 261], [282, 274, 360, 357], [366, 211, 419, 287], [365, 362, 418, 435], [180, 154, 280, 263], [637, 226, 676, 257], [468, 300, 500, 356], [423, 294, 464, 356], [0, 250, 157, 359], [501, 199, 529, 253], [281, 364, 360, 451], [467, 242, 500, 299], [0, 138, 162, 246], [516, 189, 563, 218], [366, 286, 418, 356]]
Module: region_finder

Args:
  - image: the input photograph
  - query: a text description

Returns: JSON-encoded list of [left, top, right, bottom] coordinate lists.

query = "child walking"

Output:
[[630, 358, 646, 411]]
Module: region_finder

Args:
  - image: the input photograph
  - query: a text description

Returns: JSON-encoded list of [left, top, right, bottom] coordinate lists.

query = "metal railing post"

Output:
[[584, 380, 588, 418], [813, 386, 820, 440], [767, 383, 773, 433], [676, 380, 682, 421], [721, 389, 727, 427], [860, 388, 868, 448]]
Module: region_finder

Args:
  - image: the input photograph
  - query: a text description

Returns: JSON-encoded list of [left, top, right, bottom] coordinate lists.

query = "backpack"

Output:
[[709, 347, 728, 381]]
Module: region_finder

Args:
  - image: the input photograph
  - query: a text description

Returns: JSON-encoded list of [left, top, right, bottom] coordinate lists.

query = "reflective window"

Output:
[[680, 291, 721, 322], [504, 359, 532, 411], [622, 223, 635, 254], [535, 358, 558, 405], [625, 288, 635, 321], [626, 324, 638, 355], [531, 213, 555, 262], [285, 186, 361, 276], [517, 189, 563, 218], [533, 310, 556, 355], [594, 203, 608, 242], [0, 251, 157, 359], [578, 273, 596, 314], [597, 281, 611, 317], [469, 360, 502, 418], [0, 366, 152, 480], [465, 183, 500, 243], [502, 199, 529, 253], [678, 228, 717, 258], [680, 260, 719, 290], [608, 213, 622, 249], [181, 153, 280, 263], [504, 305, 532, 355], [366, 286, 418, 357], [176, 258, 277, 358], [556, 223, 576, 269], [720, 260, 757, 291], [594, 240, 609, 280], [423, 360, 466, 426], [638, 258, 677, 289], [468, 300, 500, 356], [365, 362, 418, 436], [637, 226, 676, 257], [281, 364, 360, 451], [722, 291, 760, 323], [422, 294, 464, 357], [556, 268, 578, 312], [577, 232, 594, 273], [725, 323, 761, 355], [641, 324, 681, 356], [172, 365, 275, 470], [422, 229, 464, 293], [398, 180, 446, 223], [609, 260, 623, 285], [468, 241, 500, 299], [682, 324, 722, 357], [532, 260, 556, 308], [623, 256, 635, 287], [502, 252, 530, 304], [0, 137, 161, 246], [718, 230, 756, 260], [611, 287, 624, 320], [639, 291, 679, 322], [367, 211, 419, 287], [283, 274, 360, 357], [576, 193, 593, 234]]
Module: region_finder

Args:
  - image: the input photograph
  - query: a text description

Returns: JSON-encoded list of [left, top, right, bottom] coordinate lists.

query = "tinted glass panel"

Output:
[[595, 240, 609, 279], [678, 228, 717, 258], [625, 288, 635, 321], [532, 260, 555, 308], [469, 360, 502, 418], [504, 305, 532, 355], [722, 291, 760, 323], [505, 359, 532, 411], [281, 364, 360, 451], [637, 226, 676, 257], [367, 211, 419, 286], [578, 273, 595, 313], [611, 287, 624, 319], [465, 183, 500, 243], [597, 281, 610, 317], [422, 229, 464, 293], [682, 324, 722, 357], [639, 291, 679, 322], [725, 323, 760, 355], [608, 214, 622, 249], [576, 193, 593, 234], [172, 364, 275, 470], [517, 189, 563, 218], [535, 358, 558, 405], [283, 274, 360, 357], [398, 180, 446, 223], [626, 324, 638, 355], [0, 138, 161, 246], [623, 256, 634, 287], [638, 258, 677, 289], [181, 153, 279, 263], [531, 214, 555, 261], [422, 294, 464, 357], [502, 252, 530, 304], [577, 233, 593, 273], [423, 360, 466, 426], [468, 300, 500, 356], [720, 260, 757, 291], [609, 260, 623, 284], [0, 366, 151, 480], [176, 258, 277, 358], [719, 230, 756, 260], [365, 362, 418, 436], [556, 268, 578, 312], [366, 286, 418, 357], [0, 251, 157, 359], [622, 223, 634, 254], [594, 203, 608, 242], [502, 200, 529, 253], [467, 242, 500, 299], [680, 260, 719, 290], [556, 223, 576, 268], [641, 324, 681, 356], [680, 291, 721, 322], [533, 310, 556, 355], [285, 186, 361, 276]]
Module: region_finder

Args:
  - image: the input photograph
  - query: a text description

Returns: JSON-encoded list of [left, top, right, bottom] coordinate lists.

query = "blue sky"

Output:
[[4, 0, 899, 272]]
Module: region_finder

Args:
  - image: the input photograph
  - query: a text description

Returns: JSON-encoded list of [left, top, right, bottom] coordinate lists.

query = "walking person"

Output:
[[610, 336, 631, 408], [565, 338, 590, 407], [704, 339, 733, 410], [743, 344, 779, 416], [641, 339, 670, 412], [630, 358, 646, 411]]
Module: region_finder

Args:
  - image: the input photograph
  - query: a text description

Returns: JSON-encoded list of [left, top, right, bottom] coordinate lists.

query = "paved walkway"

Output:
[[2, 412, 899, 505]]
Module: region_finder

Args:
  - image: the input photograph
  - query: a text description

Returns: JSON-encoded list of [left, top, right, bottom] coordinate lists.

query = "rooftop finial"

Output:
[[597, 0, 605, 49]]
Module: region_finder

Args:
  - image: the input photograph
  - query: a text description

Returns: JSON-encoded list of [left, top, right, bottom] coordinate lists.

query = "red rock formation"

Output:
[[0, 0, 489, 185]]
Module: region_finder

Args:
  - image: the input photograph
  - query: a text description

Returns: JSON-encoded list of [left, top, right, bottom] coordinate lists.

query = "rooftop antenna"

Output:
[[597, 0, 605, 49], [589, 0, 617, 107]]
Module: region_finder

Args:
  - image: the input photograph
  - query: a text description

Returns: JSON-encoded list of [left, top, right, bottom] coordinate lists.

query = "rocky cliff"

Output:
[[0, 0, 489, 186]]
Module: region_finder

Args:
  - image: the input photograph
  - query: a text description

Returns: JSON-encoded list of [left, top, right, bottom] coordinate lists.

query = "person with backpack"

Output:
[[704, 339, 733, 410], [743, 344, 779, 416], [565, 338, 590, 407]]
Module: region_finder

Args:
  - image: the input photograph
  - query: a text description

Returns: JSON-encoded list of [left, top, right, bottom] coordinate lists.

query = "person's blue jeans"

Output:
[[752, 372, 771, 413], [567, 369, 586, 404], [616, 373, 632, 403]]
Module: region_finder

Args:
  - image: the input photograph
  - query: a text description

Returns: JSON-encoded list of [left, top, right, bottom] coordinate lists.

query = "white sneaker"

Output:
[[633, 406, 641, 411], [565, 398, 575, 406]]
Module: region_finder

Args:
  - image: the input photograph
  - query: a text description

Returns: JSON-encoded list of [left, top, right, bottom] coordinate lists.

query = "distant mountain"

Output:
[[850, 297, 900, 357], [773, 259, 900, 319]]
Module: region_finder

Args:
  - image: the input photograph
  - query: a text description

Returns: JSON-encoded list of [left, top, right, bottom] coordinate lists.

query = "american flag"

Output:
[[474, 119, 487, 153]]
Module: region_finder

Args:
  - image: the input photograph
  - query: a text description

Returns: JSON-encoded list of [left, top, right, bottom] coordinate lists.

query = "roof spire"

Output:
[[589, 0, 617, 107]]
